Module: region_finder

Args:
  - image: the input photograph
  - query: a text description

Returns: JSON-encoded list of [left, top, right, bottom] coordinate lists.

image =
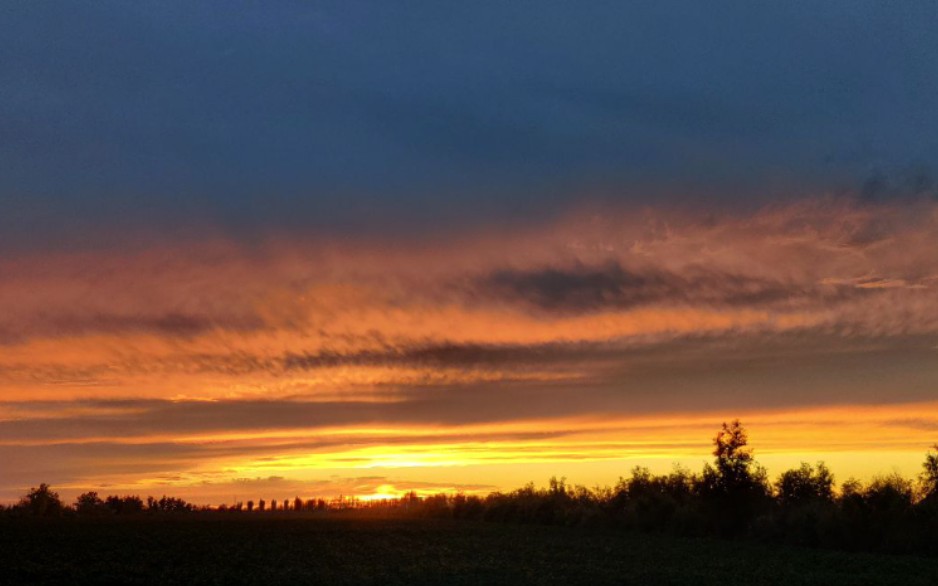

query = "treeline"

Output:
[[6, 420, 938, 556], [397, 421, 938, 555], [4, 488, 203, 517], [1, 485, 371, 518]]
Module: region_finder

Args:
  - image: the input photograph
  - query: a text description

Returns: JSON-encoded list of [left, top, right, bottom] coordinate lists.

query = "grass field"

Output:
[[1, 516, 935, 585]]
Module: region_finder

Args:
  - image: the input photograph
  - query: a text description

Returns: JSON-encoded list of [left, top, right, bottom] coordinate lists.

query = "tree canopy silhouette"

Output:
[[19, 483, 63, 517], [775, 462, 835, 506], [699, 420, 770, 535], [75, 491, 104, 514], [921, 444, 938, 501]]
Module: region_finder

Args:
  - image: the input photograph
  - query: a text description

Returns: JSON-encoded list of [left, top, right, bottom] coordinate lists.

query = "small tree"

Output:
[[247, 500, 255, 512], [258, 499, 266, 512], [776, 462, 835, 506], [19, 484, 63, 516], [75, 491, 104, 515]]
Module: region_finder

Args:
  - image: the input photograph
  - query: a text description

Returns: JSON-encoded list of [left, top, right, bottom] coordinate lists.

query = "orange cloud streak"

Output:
[[2, 196, 938, 501]]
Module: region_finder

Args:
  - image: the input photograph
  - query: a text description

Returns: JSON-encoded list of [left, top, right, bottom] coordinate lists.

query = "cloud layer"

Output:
[[2, 197, 938, 501]]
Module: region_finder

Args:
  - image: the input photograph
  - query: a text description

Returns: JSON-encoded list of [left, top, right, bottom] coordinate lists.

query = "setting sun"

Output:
[[3, 3, 938, 582]]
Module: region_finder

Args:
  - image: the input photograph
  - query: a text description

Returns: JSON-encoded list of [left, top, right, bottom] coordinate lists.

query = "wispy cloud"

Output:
[[2, 197, 938, 500]]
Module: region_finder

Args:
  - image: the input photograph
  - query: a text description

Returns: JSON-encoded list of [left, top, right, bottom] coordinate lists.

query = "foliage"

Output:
[[921, 444, 938, 500], [7, 421, 938, 557], [696, 420, 771, 536], [75, 491, 104, 515], [105, 495, 145, 515], [147, 495, 194, 513], [775, 462, 835, 506], [18, 483, 63, 517]]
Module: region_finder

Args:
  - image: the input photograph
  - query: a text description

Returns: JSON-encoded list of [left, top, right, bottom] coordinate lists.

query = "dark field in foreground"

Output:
[[1, 516, 935, 586]]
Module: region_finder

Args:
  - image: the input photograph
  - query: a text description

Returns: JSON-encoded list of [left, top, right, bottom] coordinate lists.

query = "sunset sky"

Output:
[[2, 2, 938, 504]]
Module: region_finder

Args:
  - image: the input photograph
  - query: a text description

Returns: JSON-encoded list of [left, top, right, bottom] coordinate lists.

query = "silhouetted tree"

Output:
[[698, 420, 770, 535], [776, 462, 834, 506], [865, 473, 915, 513], [247, 500, 255, 512], [920, 444, 938, 501], [75, 491, 104, 515], [104, 495, 144, 515], [294, 496, 303, 512], [548, 476, 567, 497], [258, 499, 266, 512], [610, 465, 698, 533], [851, 473, 916, 552], [148, 495, 193, 513], [283, 499, 289, 511], [19, 484, 63, 516], [402, 491, 420, 510], [452, 494, 484, 519], [711, 420, 758, 488], [769, 462, 837, 546]]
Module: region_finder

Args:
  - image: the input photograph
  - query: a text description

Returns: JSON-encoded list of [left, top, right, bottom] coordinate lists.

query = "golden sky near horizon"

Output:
[[2, 197, 938, 504]]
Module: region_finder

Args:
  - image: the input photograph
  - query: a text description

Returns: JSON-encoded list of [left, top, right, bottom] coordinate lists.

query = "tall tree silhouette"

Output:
[[699, 420, 770, 535], [712, 420, 755, 489]]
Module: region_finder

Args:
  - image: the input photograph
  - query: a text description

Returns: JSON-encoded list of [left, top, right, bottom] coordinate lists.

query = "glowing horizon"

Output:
[[2, 197, 938, 505], [4, 3, 938, 508]]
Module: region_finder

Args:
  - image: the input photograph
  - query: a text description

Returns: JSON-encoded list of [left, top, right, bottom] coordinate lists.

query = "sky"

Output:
[[1, 2, 938, 504]]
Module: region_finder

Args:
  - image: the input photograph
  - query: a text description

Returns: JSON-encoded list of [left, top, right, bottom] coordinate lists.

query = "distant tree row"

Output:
[[6, 487, 201, 517], [5, 421, 938, 555], [216, 497, 332, 513], [1, 486, 359, 518]]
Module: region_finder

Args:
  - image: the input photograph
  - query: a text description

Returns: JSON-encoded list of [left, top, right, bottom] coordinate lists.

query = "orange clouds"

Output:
[[2, 398, 937, 503], [1, 196, 938, 501]]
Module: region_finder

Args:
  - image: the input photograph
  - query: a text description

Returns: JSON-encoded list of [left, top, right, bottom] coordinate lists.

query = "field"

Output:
[[1, 516, 935, 585]]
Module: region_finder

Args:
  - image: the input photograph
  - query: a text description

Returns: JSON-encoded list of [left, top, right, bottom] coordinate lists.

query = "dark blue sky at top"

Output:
[[2, 1, 937, 248]]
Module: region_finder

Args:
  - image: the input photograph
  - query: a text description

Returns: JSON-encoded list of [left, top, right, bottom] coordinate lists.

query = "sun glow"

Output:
[[357, 485, 404, 501], [3, 200, 938, 503]]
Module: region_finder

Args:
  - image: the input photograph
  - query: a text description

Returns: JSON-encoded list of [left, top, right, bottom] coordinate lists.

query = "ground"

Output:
[[1, 516, 935, 585]]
